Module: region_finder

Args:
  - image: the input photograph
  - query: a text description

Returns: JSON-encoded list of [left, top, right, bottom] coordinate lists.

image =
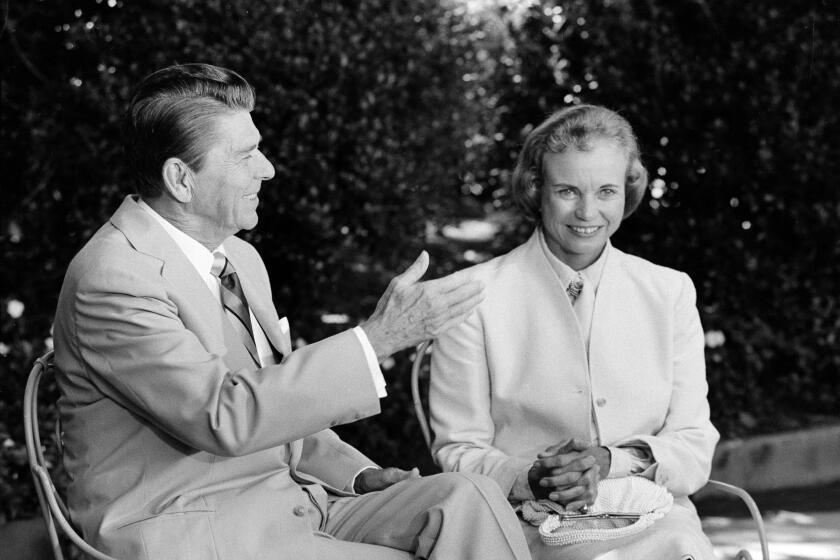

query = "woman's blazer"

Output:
[[430, 229, 719, 499]]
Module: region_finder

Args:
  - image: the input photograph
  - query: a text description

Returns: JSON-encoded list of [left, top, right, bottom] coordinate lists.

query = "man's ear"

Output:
[[161, 158, 194, 203]]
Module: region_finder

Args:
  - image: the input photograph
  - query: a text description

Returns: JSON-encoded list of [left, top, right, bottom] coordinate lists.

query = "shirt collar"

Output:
[[537, 226, 610, 293], [137, 198, 225, 277]]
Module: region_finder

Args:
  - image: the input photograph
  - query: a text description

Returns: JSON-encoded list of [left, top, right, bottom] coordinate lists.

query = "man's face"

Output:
[[188, 110, 275, 246]]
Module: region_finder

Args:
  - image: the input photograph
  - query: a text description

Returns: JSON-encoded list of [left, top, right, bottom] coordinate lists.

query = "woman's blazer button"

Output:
[[595, 397, 607, 407], [292, 505, 306, 517]]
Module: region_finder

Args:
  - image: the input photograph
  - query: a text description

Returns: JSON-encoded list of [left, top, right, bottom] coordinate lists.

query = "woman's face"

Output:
[[540, 139, 627, 270]]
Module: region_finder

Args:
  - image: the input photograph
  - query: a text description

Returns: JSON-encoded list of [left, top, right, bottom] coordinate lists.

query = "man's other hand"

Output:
[[360, 251, 484, 360], [353, 467, 421, 494]]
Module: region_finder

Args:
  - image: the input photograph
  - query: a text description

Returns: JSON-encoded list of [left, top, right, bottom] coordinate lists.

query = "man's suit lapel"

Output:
[[223, 247, 305, 475], [225, 248, 293, 359], [109, 196, 255, 371]]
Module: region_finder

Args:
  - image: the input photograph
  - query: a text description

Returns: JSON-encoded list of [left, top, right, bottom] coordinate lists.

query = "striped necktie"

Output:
[[211, 252, 259, 366]]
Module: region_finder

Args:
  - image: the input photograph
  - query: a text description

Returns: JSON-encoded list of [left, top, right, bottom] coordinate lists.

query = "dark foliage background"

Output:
[[1, 0, 838, 523]]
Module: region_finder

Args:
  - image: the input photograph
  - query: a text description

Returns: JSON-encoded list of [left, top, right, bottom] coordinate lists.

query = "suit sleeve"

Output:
[[612, 273, 720, 496], [69, 258, 381, 458], [297, 430, 378, 491], [429, 307, 532, 497]]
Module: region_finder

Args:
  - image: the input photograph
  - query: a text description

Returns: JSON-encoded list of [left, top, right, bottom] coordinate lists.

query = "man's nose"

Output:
[[256, 150, 275, 180]]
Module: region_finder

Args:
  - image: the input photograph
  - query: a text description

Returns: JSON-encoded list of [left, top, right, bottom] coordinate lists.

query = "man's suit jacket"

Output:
[[430, 229, 719, 499], [54, 195, 382, 560]]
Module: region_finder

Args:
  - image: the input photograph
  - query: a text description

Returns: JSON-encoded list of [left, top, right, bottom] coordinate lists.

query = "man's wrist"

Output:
[[353, 472, 365, 493], [358, 320, 390, 361], [353, 466, 380, 494]]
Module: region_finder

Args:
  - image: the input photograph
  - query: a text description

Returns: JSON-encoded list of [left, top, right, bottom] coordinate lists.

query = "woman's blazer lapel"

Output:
[[587, 244, 622, 369], [515, 230, 589, 360], [492, 232, 594, 442]]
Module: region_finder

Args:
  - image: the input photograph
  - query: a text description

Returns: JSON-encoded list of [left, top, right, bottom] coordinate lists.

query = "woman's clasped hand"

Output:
[[529, 439, 610, 512]]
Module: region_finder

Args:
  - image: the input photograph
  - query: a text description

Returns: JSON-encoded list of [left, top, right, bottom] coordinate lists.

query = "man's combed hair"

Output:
[[511, 104, 649, 221], [123, 63, 256, 198]]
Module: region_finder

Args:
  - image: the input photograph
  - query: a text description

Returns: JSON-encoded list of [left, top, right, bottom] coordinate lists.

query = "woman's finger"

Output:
[[548, 485, 586, 503], [539, 470, 582, 488]]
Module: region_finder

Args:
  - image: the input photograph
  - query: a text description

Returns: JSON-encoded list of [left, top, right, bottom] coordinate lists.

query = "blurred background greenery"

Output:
[[1, 0, 837, 524]]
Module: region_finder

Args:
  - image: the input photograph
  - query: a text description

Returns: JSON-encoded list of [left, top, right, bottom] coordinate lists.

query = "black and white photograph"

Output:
[[1, 1, 838, 558]]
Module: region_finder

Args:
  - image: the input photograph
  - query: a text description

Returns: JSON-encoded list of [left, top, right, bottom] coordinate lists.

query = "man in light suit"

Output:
[[53, 63, 531, 560]]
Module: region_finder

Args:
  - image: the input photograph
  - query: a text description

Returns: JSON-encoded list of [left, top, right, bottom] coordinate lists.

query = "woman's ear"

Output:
[[528, 167, 541, 191], [161, 158, 194, 203], [528, 168, 543, 215]]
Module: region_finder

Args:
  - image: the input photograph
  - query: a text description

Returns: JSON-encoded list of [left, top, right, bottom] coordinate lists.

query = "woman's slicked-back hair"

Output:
[[123, 63, 256, 197], [511, 104, 649, 221]]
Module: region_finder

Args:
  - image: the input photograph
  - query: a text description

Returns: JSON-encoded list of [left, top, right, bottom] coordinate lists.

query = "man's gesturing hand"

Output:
[[360, 251, 484, 360]]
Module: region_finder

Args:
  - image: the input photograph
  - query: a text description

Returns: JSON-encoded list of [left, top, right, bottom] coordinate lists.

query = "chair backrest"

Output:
[[408, 340, 770, 560], [410, 340, 434, 451], [23, 350, 118, 560]]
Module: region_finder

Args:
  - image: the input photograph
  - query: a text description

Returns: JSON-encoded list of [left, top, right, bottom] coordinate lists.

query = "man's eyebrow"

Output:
[[235, 136, 262, 154]]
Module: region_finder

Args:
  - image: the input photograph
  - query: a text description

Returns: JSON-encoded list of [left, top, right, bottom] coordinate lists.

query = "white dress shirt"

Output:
[[137, 199, 386, 397]]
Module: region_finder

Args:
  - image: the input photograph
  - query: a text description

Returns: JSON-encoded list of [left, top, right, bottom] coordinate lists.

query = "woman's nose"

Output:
[[575, 195, 596, 220]]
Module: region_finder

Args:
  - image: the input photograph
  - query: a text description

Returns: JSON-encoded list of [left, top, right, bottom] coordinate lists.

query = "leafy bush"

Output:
[[2, 0, 838, 525], [470, 0, 840, 437], [1, 0, 486, 520]]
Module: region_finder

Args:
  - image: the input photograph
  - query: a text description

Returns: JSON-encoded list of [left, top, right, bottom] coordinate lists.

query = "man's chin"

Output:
[[239, 215, 259, 231]]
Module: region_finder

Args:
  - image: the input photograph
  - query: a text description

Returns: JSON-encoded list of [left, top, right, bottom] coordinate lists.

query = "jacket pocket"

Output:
[[123, 510, 219, 560]]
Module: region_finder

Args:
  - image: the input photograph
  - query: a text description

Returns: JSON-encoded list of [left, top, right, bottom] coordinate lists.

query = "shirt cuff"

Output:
[[509, 468, 536, 502], [352, 326, 387, 398], [606, 446, 653, 478]]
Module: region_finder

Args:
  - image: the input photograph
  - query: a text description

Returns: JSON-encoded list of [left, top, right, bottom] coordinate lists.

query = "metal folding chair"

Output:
[[410, 340, 770, 560], [23, 350, 118, 560]]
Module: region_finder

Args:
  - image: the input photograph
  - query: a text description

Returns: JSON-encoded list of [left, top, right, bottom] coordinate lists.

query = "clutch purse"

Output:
[[520, 476, 673, 547]]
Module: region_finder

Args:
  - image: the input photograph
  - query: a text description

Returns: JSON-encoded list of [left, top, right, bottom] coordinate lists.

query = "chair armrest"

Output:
[[704, 479, 770, 560]]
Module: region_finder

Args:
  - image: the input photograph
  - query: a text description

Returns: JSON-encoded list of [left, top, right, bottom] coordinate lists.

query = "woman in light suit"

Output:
[[430, 105, 719, 559]]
